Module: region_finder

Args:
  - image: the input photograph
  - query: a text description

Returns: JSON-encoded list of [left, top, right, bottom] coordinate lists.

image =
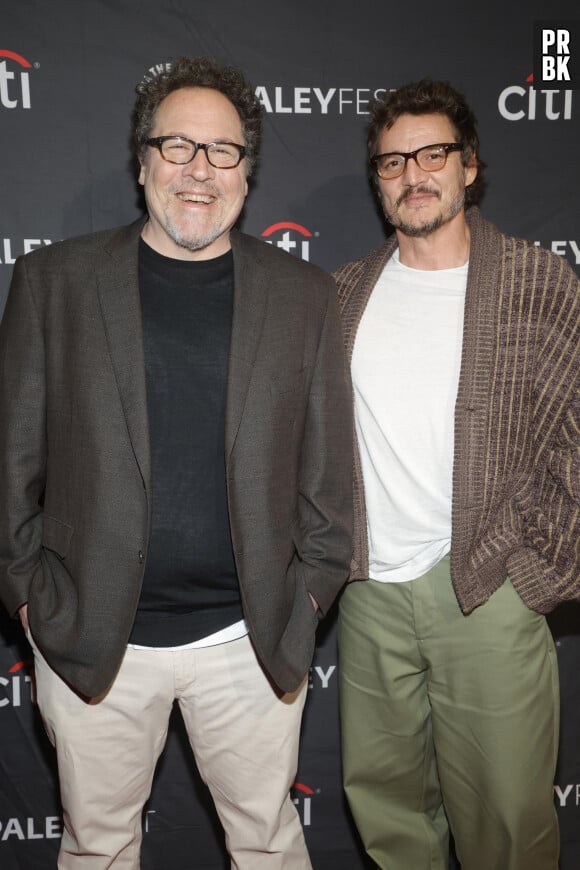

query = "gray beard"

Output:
[[163, 218, 223, 252], [385, 189, 465, 238]]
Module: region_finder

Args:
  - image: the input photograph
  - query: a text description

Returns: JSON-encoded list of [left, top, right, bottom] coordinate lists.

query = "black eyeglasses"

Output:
[[146, 136, 246, 168], [370, 142, 463, 180]]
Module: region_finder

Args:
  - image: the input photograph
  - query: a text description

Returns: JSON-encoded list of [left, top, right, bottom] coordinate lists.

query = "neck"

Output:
[[396, 212, 470, 270]]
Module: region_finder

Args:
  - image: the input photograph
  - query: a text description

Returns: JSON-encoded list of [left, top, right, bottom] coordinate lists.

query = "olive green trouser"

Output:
[[339, 555, 560, 870]]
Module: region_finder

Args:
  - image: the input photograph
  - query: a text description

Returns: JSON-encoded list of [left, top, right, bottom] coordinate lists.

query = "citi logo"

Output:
[[498, 73, 572, 120], [292, 782, 317, 827], [261, 222, 316, 262], [0, 50, 34, 110], [0, 659, 35, 708]]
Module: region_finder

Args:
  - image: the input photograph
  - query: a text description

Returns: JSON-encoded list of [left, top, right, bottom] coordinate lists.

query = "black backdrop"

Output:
[[1, 2, 579, 868]]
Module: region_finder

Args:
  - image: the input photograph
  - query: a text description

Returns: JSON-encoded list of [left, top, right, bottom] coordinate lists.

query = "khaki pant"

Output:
[[30, 632, 311, 870], [339, 555, 560, 870]]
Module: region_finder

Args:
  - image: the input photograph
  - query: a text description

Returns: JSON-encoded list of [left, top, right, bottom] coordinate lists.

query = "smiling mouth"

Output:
[[176, 192, 215, 204]]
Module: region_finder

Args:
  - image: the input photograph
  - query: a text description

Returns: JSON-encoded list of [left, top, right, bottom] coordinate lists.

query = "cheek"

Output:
[[379, 184, 395, 208], [235, 173, 248, 200], [227, 176, 248, 207]]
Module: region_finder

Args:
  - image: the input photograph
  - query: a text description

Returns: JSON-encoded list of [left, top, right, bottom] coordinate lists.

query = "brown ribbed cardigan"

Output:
[[333, 207, 580, 614]]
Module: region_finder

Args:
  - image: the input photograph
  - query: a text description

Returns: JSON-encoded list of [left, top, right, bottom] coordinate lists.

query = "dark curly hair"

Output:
[[133, 56, 262, 175], [367, 79, 486, 207]]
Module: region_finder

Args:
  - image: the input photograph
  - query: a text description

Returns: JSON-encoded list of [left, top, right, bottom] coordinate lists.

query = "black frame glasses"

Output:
[[370, 142, 463, 180], [146, 136, 246, 168]]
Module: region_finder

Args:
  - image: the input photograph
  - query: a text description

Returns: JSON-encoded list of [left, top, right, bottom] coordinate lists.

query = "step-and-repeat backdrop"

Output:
[[1, 2, 579, 868]]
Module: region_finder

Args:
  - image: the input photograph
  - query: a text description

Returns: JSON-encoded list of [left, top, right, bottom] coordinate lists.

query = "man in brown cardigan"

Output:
[[334, 79, 579, 870]]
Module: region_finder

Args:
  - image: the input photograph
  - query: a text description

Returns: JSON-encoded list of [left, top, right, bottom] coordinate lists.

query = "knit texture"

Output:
[[333, 207, 580, 614]]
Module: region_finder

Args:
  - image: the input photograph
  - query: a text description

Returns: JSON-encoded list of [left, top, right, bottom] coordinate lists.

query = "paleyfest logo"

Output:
[[0, 50, 35, 110], [0, 816, 61, 842], [255, 85, 388, 115], [261, 222, 317, 262], [534, 239, 580, 267], [0, 238, 53, 265], [554, 784, 580, 808]]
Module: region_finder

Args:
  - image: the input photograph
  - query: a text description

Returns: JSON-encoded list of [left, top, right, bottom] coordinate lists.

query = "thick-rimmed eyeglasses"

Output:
[[370, 142, 463, 180], [146, 136, 246, 168]]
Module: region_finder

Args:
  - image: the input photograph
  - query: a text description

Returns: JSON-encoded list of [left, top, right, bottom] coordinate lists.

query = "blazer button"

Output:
[[138, 550, 144, 564]]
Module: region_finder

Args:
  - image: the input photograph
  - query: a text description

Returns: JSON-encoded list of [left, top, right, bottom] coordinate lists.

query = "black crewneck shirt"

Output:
[[129, 239, 243, 646]]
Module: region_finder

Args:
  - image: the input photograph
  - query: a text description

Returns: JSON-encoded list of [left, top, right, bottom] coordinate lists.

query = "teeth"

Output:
[[178, 193, 213, 204]]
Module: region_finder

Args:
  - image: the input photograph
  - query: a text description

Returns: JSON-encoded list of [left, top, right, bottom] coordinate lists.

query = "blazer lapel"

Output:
[[96, 218, 151, 491], [225, 232, 268, 462]]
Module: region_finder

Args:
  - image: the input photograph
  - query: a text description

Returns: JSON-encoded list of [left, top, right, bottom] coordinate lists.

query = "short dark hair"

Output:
[[133, 56, 262, 175], [367, 79, 485, 207]]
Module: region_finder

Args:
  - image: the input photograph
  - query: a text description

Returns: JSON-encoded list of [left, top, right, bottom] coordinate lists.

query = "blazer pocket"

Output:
[[42, 516, 74, 560]]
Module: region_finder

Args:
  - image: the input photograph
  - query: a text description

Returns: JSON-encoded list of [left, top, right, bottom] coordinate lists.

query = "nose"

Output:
[[182, 146, 214, 180], [401, 154, 428, 185]]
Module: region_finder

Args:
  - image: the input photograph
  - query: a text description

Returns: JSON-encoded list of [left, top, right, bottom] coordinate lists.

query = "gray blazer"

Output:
[[0, 219, 353, 697]]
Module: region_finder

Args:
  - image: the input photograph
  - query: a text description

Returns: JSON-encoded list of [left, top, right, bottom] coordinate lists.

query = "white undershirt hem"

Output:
[[128, 618, 248, 651]]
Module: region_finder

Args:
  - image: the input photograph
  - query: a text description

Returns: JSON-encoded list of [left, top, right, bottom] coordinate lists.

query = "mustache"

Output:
[[396, 186, 441, 208]]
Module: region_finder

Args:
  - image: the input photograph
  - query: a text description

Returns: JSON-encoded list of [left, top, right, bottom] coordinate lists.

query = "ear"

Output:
[[464, 153, 478, 188], [138, 161, 146, 187]]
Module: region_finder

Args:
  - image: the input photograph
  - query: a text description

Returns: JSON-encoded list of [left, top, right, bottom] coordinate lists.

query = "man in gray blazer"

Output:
[[0, 57, 353, 869]]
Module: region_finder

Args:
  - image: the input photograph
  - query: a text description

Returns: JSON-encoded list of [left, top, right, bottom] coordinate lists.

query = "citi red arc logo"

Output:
[[0, 659, 34, 707], [0, 50, 32, 67], [291, 781, 316, 826], [262, 222, 313, 239], [8, 658, 33, 673], [261, 222, 315, 262], [292, 781, 314, 795], [0, 49, 33, 109]]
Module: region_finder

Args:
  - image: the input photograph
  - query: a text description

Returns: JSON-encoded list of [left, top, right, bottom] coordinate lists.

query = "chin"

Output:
[[390, 214, 444, 237]]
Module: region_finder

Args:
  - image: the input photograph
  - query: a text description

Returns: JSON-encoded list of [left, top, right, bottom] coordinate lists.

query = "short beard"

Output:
[[384, 186, 465, 238], [163, 213, 222, 253]]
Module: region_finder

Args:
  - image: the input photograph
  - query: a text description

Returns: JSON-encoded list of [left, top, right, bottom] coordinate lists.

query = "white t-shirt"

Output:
[[129, 619, 248, 651], [352, 249, 467, 582]]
